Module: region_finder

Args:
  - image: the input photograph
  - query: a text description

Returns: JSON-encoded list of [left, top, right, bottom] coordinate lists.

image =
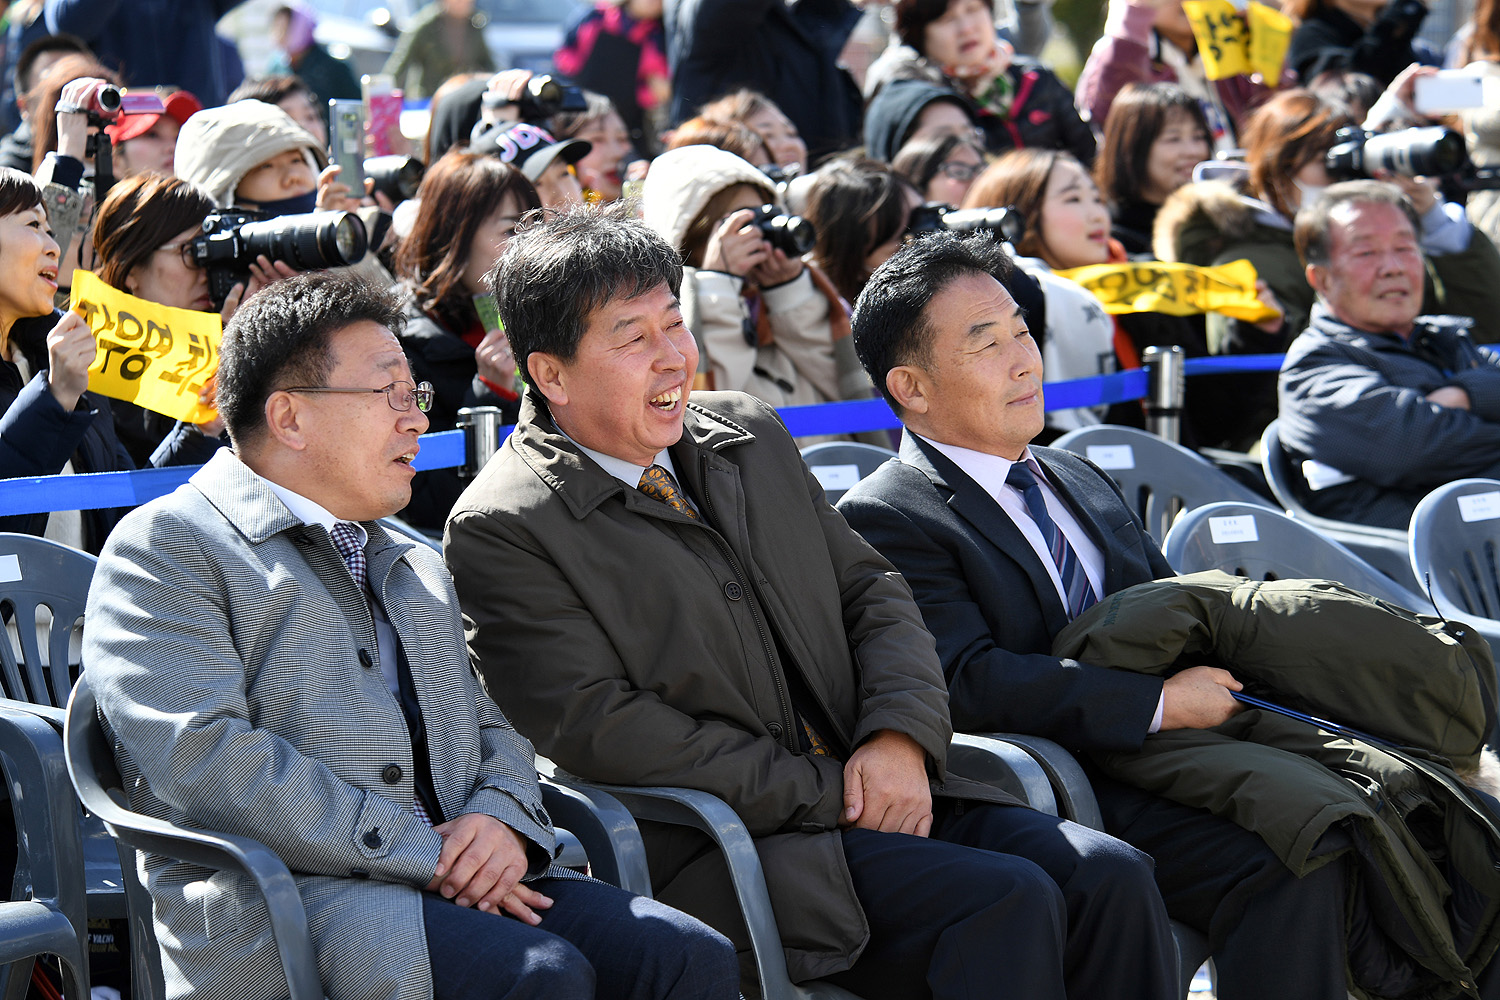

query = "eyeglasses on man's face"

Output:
[[282, 380, 435, 413]]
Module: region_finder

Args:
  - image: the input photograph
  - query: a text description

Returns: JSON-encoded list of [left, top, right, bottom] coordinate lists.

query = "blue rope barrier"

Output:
[[0, 353, 1287, 516]]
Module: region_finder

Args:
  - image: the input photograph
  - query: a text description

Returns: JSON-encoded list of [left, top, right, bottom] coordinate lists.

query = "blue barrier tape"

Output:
[[0, 353, 1287, 516], [1183, 354, 1285, 374]]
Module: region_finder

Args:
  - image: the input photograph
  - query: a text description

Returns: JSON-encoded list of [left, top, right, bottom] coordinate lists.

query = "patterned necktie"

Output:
[[1006, 461, 1098, 619], [639, 465, 699, 520], [329, 522, 368, 592]]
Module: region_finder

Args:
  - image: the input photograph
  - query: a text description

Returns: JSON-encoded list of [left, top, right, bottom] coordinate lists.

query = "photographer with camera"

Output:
[[1156, 86, 1500, 444], [89, 173, 274, 465], [172, 99, 387, 302], [641, 143, 870, 415], [804, 156, 922, 304], [29, 57, 121, 305]]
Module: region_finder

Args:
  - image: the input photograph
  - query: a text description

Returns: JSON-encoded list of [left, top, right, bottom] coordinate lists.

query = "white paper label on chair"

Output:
[[1085, 444, 1135, 470], [1458, 492, 1500, 522], [1208, 514, 1259, 544], [0, 555, 20, 584], [811, 464, 862, 491]]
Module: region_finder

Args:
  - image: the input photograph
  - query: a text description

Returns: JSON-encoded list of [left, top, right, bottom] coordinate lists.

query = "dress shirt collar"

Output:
[[920, 435, 1039, 499], [263, 477, 368, 547], [564, 431, 678, 490]]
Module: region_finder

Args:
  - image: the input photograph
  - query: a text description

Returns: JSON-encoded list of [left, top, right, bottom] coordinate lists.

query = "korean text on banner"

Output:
[[70, 270, 220, 424], [1054, 259, 1281, 324]]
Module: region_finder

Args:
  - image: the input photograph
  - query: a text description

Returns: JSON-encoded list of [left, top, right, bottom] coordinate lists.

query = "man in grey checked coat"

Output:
[[82, 271, 738, 1000]]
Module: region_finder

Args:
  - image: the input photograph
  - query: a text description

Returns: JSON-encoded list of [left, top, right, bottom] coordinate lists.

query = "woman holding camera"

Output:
[[0, 167, 212, 551], [803, 157, 921, 304], [390, 148, 539, 530], [641, 143, 868, 412], [91, 173, 273, 465]]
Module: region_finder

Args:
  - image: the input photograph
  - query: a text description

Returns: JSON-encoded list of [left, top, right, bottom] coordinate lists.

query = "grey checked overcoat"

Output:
[[84, 449, 559, 1000]]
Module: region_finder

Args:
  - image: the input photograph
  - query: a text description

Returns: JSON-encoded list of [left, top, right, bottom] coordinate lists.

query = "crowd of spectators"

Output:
[[11, 0, 1500, 996]]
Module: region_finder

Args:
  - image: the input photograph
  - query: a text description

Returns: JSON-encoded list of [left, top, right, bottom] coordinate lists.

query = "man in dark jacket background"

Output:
[[446, 205, 1178, 1000], [838, 230, 1367, 1000], [664, 0, 864, 160], [1279, 180, 1500, 529]]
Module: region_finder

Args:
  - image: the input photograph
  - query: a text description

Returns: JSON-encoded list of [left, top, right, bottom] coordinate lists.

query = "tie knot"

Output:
[[1006, 460, 1040, 492], [329, 522, 368, 591], [638, 464, 699, 520]]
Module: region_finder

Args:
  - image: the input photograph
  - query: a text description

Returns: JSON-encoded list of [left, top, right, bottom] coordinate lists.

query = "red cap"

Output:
[[105, 90, 202, 144]]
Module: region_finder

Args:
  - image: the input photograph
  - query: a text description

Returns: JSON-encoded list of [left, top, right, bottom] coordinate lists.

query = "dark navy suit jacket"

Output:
[[837, 430, 1173, 752]]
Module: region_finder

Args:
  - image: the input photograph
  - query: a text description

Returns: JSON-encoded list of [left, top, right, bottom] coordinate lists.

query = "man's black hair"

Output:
[[216, 271, 406, 446], [491, 203, 683, 386], [16, 34, 90, 98], [851, 231, 1018, 413]]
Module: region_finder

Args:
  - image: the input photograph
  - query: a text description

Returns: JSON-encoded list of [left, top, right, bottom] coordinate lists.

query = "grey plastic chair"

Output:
[[1051, 425, 1273, 543], [1163, 502, 1430, 611], [0, 702, 89, 1000], [1408, 478, 1500, 658], [64, 676, 323, 1000], [1259, 422, 1418, 591], [547, 737, 1114, 1000], [799, 442, 898, 505], [0, 533, 95, 708]]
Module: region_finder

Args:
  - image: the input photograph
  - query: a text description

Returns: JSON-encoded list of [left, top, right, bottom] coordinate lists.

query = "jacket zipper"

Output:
[[697, 454, 798, 753]]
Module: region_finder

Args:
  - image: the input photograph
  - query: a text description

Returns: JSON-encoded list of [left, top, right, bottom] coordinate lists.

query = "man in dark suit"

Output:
[[837, 232, 1353, 1000]]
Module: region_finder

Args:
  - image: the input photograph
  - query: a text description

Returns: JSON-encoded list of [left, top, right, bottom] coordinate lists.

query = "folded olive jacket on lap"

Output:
[[1055, 571, 1500, 999]]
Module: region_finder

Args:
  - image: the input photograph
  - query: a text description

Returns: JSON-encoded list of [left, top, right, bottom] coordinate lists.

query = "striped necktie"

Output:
[[1006, 461, 1098, 619]]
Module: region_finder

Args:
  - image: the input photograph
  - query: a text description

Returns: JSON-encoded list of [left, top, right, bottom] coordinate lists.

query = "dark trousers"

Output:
[[824, 801, 1178, 1000], [421, 875, 740, 1000], [1094, 774, 1351, 1000]]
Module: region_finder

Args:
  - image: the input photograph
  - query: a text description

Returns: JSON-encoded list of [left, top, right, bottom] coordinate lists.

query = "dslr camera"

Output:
[[364, 155, 425, 205], [480, 74, 587, 125], [188, 210, 369, 310], [1325, 126, 1469, 180], [749, 204, 816, 256], [907, 203, 1026, 244]]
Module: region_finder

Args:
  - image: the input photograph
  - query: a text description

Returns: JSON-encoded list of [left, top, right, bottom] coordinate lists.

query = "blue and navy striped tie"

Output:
[[1006, 461, 1098, 619]]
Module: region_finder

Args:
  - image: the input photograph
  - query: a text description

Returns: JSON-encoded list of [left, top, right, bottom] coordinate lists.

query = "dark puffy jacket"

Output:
[[1056, 571, 1500, 1000], [396, 295, 519, 532], [664, 0, 863, 160], [1278, 304, 1500, 529], [1286, 3, 1435, 87]]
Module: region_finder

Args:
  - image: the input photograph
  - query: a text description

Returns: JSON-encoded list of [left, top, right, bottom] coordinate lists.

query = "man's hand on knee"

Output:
[[426, 813, 553, 923], [1160, 666, 1244, 731], [841, 729, 933, 837]]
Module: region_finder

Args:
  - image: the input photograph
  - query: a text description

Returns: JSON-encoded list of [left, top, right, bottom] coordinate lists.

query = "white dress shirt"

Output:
[[920, 434, 1165, 732], [264, 479, 402, 699], [573, 441, 700, 516]]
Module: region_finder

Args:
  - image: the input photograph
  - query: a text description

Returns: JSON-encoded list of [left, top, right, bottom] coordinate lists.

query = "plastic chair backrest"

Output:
[[800, 442, 897, 504], [1163, 502, 1429, 609], [1258, 419, 1310, 515], [1051, 425, 1270, 542], [64, 677, 323, 1000], [0, 534, 95, 708], [1409, 479, 1500, 621], [0, 700, 90, 998]]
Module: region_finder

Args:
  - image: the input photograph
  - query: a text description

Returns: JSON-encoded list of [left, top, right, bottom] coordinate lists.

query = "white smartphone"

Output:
[[1414, 71, 1486, 114]]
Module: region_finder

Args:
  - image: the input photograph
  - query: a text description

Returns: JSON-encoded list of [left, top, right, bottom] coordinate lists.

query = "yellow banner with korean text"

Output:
[[1183, 0, 1293, 82], [70, 270, 219, 423], [1054, 259, 1280, 324]]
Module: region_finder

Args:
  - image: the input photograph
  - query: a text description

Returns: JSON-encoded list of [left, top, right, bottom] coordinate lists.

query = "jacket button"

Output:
[[766, 721, 783, 739], [363, 829, 382, 849], [358, 648, 374, 669], [724, 581, 743, 601], [381, 764, 402, 784]]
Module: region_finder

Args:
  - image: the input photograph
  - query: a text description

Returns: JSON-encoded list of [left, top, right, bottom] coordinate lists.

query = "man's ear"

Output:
[[1306, 262, 1327, 298], [886, 365, 930, 415], [528, 352, 569, 408], [263, 391, 308, 451]]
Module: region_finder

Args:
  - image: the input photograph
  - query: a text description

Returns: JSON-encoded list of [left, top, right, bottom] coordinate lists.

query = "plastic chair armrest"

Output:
[[973, 734, 1105, 830]]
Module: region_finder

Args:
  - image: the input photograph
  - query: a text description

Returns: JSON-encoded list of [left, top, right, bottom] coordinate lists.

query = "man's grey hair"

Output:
[[1294, 179, 1421, 269]]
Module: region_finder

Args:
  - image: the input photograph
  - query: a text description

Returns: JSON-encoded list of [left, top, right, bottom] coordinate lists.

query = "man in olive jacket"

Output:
[[445, 207, 1177, 1000]]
